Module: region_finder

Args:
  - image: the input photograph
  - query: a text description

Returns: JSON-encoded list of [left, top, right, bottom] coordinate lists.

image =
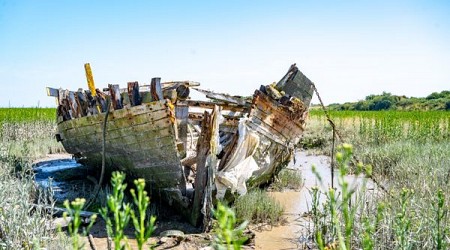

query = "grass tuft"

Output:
[[234, 189, 284, 225], [270, 169, 303, 191]]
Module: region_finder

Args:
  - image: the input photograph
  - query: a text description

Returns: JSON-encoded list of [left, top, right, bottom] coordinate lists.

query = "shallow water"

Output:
[[33, 156, 95, 202], [255, 151, 372, 250]]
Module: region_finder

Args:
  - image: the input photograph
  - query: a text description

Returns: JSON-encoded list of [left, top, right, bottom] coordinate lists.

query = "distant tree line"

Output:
[[324, 90, 450, 111]]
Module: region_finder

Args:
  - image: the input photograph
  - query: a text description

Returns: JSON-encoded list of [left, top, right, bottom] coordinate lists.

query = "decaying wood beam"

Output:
[[46, 87, 59, 97], [192, 87, 249, 106], [188, 112, 243, 121], [109, 84, 123, 110], [190, 111, 211, 226], [176, 104, 189, 154], [76, 89, 88, 117], [276, 63, 314, 107], [151, 77, 163, 101], [181, 100, 248, 112], [162, 81, 200, 90], [218, 132, 239, 171], [190, 105, 221, 228], [85, 90, 98, 115], [95, 88, 108, 112], [68, 91, 80, 118], [127, 81, 141, 106]]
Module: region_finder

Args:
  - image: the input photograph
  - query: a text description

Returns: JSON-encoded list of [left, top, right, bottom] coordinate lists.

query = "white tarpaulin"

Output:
[[215, 117, 261, 199]]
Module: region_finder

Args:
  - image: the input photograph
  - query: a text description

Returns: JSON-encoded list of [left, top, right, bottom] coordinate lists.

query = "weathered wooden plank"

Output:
[[109, 84, 123, 110], [64, 124, 174, 149], [151, 78, 163, 101], [190, 111, 211, 226], [68, 91, 80, 118], [63, 115, 172, 140], [188, 112, 243, 121], [58, 89, 72, 121], [84, 90, 98, 116], [252, 90, 305, 126], [58, 101, 168, 130], [276, 64, 314, 107], [245, 118, 287, 145], [251, 93, 305, 135], [249, 108, 303, 140], [128, 82, 141, 106], [95, 88, 108, 112], [65, 132, 176, 157], [46, 87, 59, 97], [192, 88, 249, 106], [76, 89, 88, 117], [175, 104, 189, 154], [180, 100, 247, 112]]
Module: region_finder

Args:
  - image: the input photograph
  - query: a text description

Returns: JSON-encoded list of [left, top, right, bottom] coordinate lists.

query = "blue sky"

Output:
[[1, 0, 449, 107]]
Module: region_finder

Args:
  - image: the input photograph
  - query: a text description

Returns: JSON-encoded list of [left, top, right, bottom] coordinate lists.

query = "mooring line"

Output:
[[311, 83, 392, 198], [86, 98, 111, 209]]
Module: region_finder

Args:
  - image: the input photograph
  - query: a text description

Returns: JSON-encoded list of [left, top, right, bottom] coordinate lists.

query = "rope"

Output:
[[86, 98, 111, 209], [311, 83, 392, 197]]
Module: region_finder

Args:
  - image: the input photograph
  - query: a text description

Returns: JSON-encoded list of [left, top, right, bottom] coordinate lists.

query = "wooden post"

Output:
[[96, 88, 108, 112], [190, 106, 220, 228], [108, 84, 123, 110], [76, 89, 88, 117], [175, 104, 189, 155], [127, 82, 141, 106], [84, 63, 101, 113], [85, 90, 98, 115], [151, 77, 163, 101], [190, 111, 211, 226], [68, 91, 80, 118], [84, 63, 97, 97]]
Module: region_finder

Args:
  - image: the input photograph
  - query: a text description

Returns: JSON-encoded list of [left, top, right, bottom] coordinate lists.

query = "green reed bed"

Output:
[[0, 108, 55, 124], [0, 108, 63, 162], [308, 110, 450, 144]]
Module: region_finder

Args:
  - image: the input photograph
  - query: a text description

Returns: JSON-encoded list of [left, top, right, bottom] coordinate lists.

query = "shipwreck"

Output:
[[46, 63, 314, 225]]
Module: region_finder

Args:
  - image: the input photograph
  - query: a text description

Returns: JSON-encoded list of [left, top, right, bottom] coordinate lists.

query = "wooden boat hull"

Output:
[[56, 100, 186, 191]]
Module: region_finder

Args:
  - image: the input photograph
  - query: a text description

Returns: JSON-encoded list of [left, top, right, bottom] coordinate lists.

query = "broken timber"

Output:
[[46, 63, 314, 226]]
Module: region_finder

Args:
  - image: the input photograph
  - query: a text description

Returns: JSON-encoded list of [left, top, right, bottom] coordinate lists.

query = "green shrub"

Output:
[[213, 202, 248, 250]]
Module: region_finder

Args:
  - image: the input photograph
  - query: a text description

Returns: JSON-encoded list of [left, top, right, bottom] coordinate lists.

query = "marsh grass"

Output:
[[270, 168, 303, 191], [0, 108, 70, 248], [233, 189, 284, 225], [0, 159, 68, 249], [306, 111, 450, 249]]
